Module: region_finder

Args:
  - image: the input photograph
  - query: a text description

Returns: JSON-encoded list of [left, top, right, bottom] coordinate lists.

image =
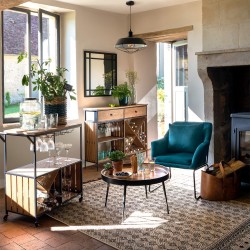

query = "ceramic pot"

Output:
[[118, 97, 129, 106], [112, 160, 123, 172], [107, 168, 114, 175]]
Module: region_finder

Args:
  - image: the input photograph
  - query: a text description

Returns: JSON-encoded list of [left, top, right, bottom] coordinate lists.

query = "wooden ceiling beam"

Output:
[[135, 25, 193, 43], [0, 0, 28, 11]]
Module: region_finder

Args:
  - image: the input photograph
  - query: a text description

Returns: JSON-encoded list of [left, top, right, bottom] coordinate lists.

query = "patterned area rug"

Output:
[[48, 180, 250, 250]]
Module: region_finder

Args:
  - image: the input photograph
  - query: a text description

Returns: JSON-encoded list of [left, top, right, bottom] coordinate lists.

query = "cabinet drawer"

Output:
[[98, 109, 124, 122], [125, 106, 147, 118]]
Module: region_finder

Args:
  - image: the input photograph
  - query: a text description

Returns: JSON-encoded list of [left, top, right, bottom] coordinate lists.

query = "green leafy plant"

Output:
[[17, 52, 76, 101], [112, 83, 132, 100], [109, 150, 126, 162], [103, 162, 113, 170], [93, 85, 105, 96], [5, 92, 11, 106]]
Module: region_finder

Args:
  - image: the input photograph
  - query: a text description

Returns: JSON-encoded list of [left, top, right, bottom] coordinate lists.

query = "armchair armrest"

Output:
[[151, 136, 169, 158], [191, 141, 210, 169]]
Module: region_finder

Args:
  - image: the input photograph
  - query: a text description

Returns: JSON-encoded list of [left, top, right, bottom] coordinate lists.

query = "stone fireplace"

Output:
[[197, 48, 250, 162]]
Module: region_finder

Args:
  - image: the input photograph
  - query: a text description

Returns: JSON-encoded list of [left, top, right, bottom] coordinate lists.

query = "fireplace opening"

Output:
[[207, 66, 250, 162]]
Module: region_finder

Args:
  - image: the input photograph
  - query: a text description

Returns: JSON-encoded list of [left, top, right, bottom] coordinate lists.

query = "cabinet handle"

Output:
[[135, 110, 138, 113], [110, 113, 113, 116]]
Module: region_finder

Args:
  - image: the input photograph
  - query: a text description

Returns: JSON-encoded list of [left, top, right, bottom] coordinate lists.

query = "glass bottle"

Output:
[[20, 98, 41, 130]]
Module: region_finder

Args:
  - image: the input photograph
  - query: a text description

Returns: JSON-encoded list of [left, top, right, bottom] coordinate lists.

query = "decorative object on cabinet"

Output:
[[115, 1, 147, 54], [17, 52, 76, 125], [126, 70, 138, 105], [84, 51, 117, 97], [112, 83, 132, 106], [0, 123, 83, 227], [84, 104, 147, 170]]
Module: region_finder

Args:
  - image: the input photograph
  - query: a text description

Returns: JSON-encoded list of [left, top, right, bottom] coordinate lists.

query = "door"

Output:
[[172, 41, 188, 122]]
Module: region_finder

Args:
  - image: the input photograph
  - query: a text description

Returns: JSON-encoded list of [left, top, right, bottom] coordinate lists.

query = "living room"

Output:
[[1, 0, 250, 249]]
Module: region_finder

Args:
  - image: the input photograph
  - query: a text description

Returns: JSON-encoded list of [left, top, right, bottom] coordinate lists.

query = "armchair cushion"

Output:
[[157, 153, 193, 167], [168, 123, 204, 153]]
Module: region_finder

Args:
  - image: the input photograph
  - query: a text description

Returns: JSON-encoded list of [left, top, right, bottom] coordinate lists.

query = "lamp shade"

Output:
[[115, 1, 147, 54], [115, 35, 147, 54]]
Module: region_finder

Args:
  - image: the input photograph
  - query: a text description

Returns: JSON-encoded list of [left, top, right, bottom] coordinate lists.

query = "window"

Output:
[[2, 7, 60, 123]]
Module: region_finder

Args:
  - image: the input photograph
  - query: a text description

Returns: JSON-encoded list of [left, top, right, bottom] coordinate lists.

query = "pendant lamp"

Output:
[[115, 1, 147, 54]]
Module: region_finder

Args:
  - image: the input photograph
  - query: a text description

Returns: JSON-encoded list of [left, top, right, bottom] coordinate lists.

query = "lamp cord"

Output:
[[129, 4, 131, 32]]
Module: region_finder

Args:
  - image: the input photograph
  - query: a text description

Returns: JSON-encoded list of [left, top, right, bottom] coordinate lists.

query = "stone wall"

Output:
[[203, 0, 250, 51]]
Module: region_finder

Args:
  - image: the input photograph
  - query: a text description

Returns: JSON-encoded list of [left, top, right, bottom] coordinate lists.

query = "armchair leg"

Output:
[[193, 170, 201, 200]]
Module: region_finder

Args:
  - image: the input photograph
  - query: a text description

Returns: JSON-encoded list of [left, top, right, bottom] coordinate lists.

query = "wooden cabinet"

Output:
[[84, 104, 147, 168], [0, 123, 83, 226]]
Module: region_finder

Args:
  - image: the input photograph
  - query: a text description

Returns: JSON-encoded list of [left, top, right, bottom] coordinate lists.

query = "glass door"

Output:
[[172, 40, 188, 122]]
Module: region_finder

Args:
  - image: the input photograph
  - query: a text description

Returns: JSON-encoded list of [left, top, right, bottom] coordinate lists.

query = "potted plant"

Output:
[[109, 150, 126, 172], [103, 162, 114, 175], [112, 83, 132, 106], [17, 52, 76, 125]]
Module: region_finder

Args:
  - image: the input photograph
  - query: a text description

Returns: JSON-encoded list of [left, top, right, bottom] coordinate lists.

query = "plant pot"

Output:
[[119, 97, 129, 106], [44, 97, 67, 125], [107, 168, 114, 175], [112, 160, 123, 172]]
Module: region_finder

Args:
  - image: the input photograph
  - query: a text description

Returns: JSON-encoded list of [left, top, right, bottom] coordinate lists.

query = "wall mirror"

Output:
[[84, 51, 117, 97]]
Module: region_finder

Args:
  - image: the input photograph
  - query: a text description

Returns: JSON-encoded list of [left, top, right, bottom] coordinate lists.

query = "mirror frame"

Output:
[[84, 51, 117, 97]]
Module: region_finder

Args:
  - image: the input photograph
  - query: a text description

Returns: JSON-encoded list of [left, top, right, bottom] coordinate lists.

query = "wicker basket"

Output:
[[44, 97, 67, 125]]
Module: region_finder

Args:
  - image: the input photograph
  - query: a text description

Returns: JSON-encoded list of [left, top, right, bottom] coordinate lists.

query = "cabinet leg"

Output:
[[3, 214, 8, 221], [34, 220, 39, 227]]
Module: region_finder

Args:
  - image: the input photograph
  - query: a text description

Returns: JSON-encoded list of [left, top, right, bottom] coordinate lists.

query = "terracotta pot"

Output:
[[107, 168, 114, 175], [112, 160, 123, 172]]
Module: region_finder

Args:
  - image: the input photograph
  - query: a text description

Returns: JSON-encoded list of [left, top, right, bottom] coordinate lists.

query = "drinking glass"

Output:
[[30, 137, 41, 152], [55, 142, 64, 164], [149, 158, 155, 172], [47, 135, 55, 162], [64, 144, 72, 162], [40, 136, 48, 152], [136, 150, 145, 172]]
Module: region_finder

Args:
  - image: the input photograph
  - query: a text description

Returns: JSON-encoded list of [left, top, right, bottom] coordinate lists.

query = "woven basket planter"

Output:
[[44, 97, 67, 125]]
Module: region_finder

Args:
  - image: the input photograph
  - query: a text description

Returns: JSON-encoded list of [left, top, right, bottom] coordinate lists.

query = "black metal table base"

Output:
[[104, 181, 169, 218]]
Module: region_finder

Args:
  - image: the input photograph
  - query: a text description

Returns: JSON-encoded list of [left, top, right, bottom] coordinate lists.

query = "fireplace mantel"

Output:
[[196, 48, 250, 162]]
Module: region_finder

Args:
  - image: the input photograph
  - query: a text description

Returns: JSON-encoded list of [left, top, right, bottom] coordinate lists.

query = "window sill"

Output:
[[3, 123, 21, 130]]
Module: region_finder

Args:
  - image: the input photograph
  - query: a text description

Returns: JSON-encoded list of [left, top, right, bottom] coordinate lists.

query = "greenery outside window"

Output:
[[2, 7, 60, 123]]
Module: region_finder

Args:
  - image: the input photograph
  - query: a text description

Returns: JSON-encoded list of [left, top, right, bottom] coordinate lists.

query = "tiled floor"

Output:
[[0, 165, 114, 250], [0, 166, 202, 250]]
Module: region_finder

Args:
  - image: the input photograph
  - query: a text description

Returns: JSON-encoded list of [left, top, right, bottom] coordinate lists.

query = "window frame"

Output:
[[1, 7, 60, 124]]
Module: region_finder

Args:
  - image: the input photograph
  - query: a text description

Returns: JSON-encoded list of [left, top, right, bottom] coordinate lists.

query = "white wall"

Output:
[[132, 1, 204, 129]]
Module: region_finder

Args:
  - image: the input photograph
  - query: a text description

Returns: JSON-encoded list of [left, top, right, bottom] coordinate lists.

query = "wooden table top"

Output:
[[101, 164, 169, 186]]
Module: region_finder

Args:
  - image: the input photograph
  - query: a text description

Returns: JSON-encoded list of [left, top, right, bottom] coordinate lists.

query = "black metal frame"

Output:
[[1, 7, 60, 124], [84, 51, 117, 97], [101, 168, 170, 219]]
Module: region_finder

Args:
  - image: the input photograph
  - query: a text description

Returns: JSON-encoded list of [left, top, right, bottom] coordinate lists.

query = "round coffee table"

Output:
[[101, 164, 170, 218]]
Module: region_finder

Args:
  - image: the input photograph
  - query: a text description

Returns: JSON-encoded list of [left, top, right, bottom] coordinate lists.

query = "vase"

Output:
[[130, 85, 136, 105], [112, 160, 123, 172], [44, 96, 67, 125], [119, 97, 129, 106]]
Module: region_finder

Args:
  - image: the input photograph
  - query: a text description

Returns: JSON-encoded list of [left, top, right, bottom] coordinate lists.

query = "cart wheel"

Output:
[[35, 221, 39, 227], [79, 197, 83, 203], [3, 214, 8, 221]]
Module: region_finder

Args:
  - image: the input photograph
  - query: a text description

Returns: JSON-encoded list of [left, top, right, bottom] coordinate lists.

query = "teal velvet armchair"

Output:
[[151, 122, 212, 199]]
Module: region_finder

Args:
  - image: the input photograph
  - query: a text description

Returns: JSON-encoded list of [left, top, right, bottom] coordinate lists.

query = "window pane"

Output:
[[41, 12, 58, 73], [3, 10, 28, 120]]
